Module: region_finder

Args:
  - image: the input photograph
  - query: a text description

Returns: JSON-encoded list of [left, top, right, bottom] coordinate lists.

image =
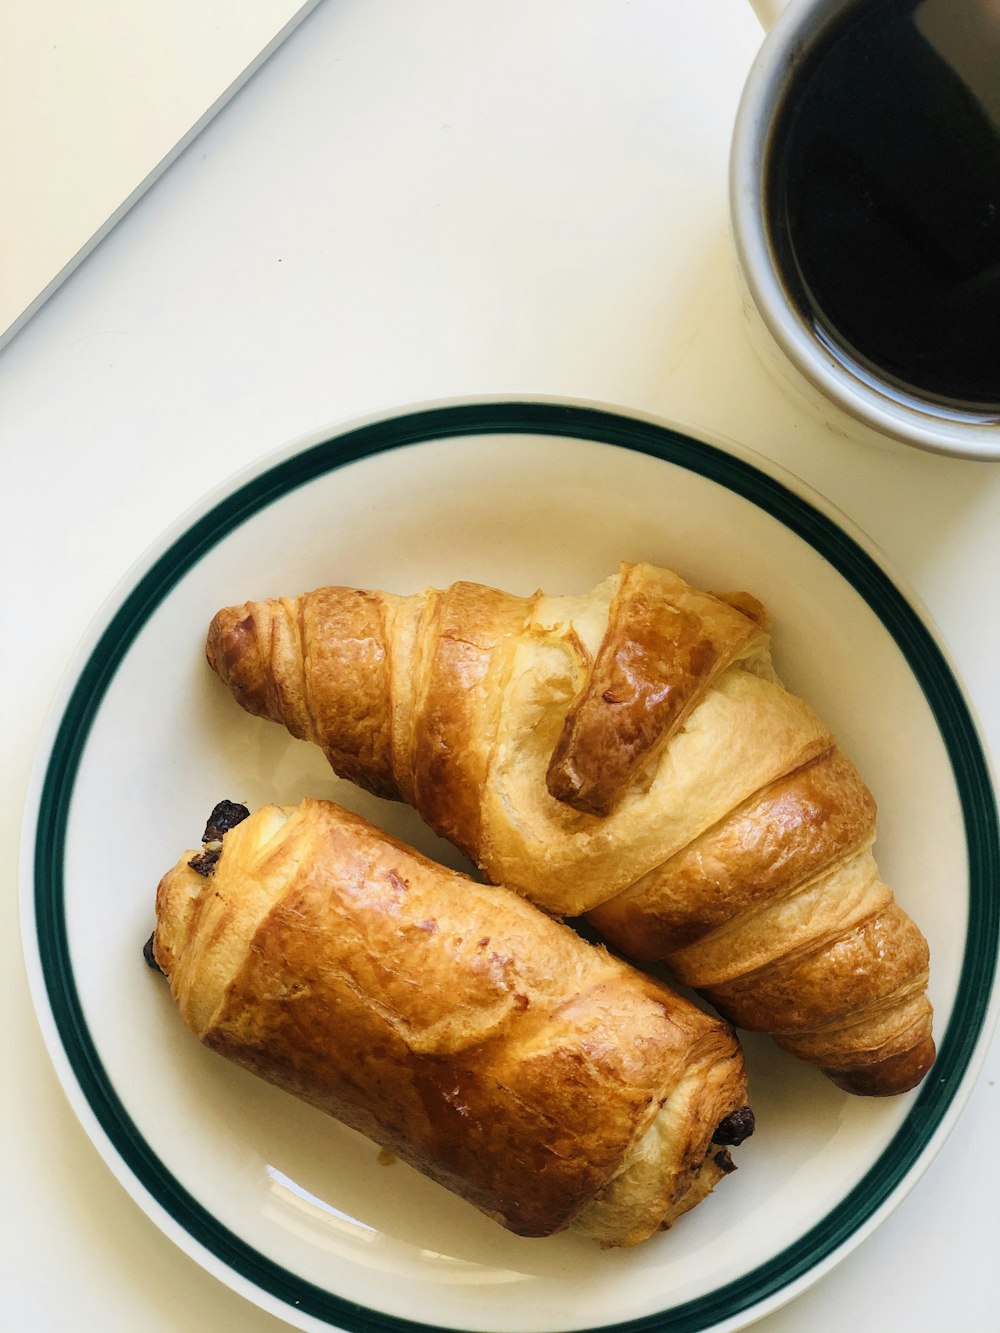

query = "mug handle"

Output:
[[747, 0, 793, 30]]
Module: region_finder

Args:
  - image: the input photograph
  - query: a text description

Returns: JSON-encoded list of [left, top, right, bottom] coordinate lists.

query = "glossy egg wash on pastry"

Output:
[[205, 563, 935, 1097], [150, 798, 752, 1245]]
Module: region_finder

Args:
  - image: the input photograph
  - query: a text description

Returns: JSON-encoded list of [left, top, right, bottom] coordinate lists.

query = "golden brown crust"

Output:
[[479, 657, 835, 917], [154, 799, 750, 1244], [546, 564, 767, 816], [776, 987, 936, 1096], [702, 902, 930, 1032], [588, 748, 879, 959], [204, 600, 304, 732], [410, 582, 533, 859], [206, 589, 403, 800], [204, 564, 935, 1096], [821, 1032, 937, 1097], [713, 589, 771, 629]]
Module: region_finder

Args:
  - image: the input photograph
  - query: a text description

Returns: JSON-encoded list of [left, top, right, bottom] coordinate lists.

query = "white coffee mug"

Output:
[[730, 0, 1000, 462]]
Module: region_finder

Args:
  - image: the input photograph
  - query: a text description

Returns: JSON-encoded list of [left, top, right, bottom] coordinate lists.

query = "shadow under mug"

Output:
[[731, 0, 1000, 462]]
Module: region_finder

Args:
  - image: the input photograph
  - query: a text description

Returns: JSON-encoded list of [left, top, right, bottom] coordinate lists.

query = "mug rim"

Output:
[[729, 0, 1000, 462]]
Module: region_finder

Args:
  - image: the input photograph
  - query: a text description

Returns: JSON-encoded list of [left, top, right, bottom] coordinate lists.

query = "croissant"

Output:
[[150, 797, 752, 1246], [205, 562, 935, 1097]]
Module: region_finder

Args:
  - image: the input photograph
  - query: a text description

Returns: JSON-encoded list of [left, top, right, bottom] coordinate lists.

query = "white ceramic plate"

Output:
[[21, 400, 1000, 1333]]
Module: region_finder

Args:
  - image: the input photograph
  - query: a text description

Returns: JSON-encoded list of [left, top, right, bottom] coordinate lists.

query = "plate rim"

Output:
[[19, 395, 1000, 1333]]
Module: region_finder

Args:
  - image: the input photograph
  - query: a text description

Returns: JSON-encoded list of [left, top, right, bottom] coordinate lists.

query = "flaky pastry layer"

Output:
[[205, 562, 935, 1096], [153, 798, 751, 1244]]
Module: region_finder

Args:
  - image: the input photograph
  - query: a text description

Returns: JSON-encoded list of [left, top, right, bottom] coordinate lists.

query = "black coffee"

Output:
[[766, 0, 1000, 413]]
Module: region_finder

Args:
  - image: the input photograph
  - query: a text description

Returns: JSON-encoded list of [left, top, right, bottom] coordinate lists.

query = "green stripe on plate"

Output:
[[32, 403, 1000, 1333]]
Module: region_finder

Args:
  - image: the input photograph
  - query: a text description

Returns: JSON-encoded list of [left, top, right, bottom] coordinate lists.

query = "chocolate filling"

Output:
[[143, 933, 163, 974], [144, 799, 250, 970], [713, 1105, 755, 1146], [188, 848, 222, 876], [202, 800, 250, 843]]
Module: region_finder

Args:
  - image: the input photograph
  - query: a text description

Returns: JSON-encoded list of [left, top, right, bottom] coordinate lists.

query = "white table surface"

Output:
[[0, 0, 320, 348], [4, 2, 999, 1330]]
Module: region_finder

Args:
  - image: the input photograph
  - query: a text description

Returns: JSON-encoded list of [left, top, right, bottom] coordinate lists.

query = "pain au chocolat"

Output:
[[151, 798, 752, 1245]]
